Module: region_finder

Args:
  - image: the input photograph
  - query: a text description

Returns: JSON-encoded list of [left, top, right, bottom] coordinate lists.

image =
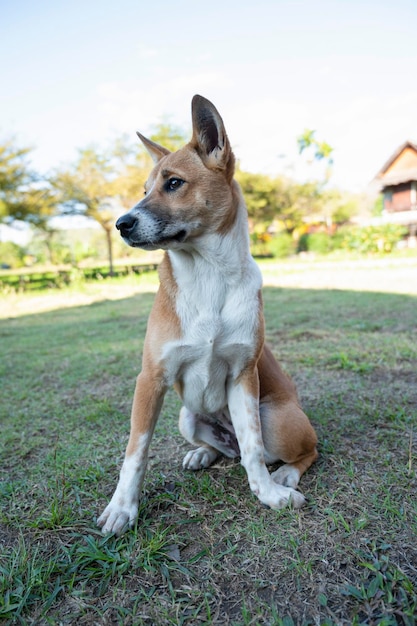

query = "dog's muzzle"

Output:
[[115, 211, 188, 250]]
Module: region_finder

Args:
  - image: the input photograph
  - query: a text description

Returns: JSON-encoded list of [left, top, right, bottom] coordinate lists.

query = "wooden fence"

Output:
[[0, 262, 159, 292]]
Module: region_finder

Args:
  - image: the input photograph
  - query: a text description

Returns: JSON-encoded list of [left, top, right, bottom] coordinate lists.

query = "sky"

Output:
[[2, 0, 417, 198]]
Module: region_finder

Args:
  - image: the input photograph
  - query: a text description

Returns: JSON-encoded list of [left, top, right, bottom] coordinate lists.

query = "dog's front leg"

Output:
[[97, 372, 166, 534], [227, 372, 305, 510]]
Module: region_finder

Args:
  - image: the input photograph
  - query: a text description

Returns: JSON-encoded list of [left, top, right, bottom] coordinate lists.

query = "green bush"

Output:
[[268, 233, 295, 258], [250, 232, 295, 258], [339, 224, 407, 254], [297, 232, 333, 255], [298, 224, 407, 256], [297, 233, 309, 253]]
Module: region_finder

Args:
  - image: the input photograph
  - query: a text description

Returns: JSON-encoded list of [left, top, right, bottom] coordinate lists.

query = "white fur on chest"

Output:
[[161, 242, 263, 415]]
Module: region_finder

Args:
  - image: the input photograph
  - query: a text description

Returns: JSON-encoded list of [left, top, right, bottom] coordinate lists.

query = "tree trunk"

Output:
[[45, 235, 53, 264], [105, 227, 114, 277]]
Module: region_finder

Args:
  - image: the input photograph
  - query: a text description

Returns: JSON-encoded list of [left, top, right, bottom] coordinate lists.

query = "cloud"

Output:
[[95, 72, 229, 136], [136, 44, 159, 60], [324, 92, 417, 189]]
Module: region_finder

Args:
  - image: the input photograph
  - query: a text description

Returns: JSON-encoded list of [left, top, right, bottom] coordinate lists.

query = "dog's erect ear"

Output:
[[190, 95, 235, 179], [136, 132, 171, 164]]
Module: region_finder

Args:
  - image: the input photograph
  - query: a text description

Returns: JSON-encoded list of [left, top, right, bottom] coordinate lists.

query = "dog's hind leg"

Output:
[[260, 400, 318, 489], [179, 407, 240, 470]]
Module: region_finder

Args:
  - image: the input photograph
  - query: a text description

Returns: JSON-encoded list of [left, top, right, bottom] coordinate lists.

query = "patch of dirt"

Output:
[[0, 280, 159, 319]]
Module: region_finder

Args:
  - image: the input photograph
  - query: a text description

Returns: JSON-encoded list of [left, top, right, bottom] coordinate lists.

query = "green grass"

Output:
[[1, 266, 416, 625]]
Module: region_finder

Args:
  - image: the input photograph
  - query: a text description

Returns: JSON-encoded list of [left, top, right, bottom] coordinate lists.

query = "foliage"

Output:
[[268, 232, 295, 258], [320, 188, 359, 226], [110, 133, 153, 210], [236, 170, 278, 228], [251, 232, 295, 258], [52, 147, 114, 218], [339, 224, 407, 254], [331, 197, 358, 225], [236, 169, 324, 234], [29, 231, 77, 265], [273, 179, 322, 234], [372, 194, 384, 216], [110, 124, 187, 211], [50, 125, 188, 273], [297, 128, 334, 185], [0, 139, 39, 225], [149, 122, 187, 153], [0, 241, 25, 268], [0, 127, 395, 270], [297, 224, 407, 256], [0, 140, 60, 231], [237, 168, 359, 237], [298, 232, 334, 255], [51, 147, 119, 273], [297, 129, 334, 163]]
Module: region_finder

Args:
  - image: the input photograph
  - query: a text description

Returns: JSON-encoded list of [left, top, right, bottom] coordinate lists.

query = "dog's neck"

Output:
[[167, 183, 253, 283]]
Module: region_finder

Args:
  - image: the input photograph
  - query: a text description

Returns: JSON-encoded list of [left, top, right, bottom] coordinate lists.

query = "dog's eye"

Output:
[[166, 178, 184, 192]]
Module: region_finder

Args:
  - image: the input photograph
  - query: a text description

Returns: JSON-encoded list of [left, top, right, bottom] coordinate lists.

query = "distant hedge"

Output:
[[298, 224, 408, 256], [337, 224, 408, 254]]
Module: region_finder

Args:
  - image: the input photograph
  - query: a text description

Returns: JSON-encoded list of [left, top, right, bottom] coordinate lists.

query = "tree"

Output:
[[323, 189, 359, 227], [272, 179, 322, 235], [297, 129, 333, 160], [52, 147, 117, 274], [106, 123, 188, 209], [0, 139, 62, 259], [297, 128, 334, 181], [296, 129, 361, 229], [0, 240, 25, 268], [149, 122, 187, 152], [110, 136, 152, 212], [0, 139, 36, 224], [115, 122, 188, 204], [50, 124, 188, 274], [235, 170, 279, 230], [236, 169, 322, 235]]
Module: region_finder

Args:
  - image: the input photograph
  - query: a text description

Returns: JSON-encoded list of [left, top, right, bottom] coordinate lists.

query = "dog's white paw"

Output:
[[97, 501, 138, 535], [271, 464, 301, 489], [183, 446, 218, 470], [258, 482, 306, 510]]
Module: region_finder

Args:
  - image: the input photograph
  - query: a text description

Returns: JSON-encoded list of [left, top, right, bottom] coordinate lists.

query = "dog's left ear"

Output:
[[190, 95, 235, 180], [137, 132, 171, 164]]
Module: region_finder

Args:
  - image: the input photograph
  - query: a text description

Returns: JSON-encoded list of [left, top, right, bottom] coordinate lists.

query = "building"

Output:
[[373, 141, 417, 245]]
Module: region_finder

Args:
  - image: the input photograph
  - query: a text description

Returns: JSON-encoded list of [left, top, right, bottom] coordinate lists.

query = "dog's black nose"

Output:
[[116, 213, 136, 237]]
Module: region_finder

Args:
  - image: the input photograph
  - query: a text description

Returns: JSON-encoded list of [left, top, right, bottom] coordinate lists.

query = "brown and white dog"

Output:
[[97, 95, 318, 535]]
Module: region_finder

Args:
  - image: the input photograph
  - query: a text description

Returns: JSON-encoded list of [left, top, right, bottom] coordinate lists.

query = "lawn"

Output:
[[1, 260, 416, 625]]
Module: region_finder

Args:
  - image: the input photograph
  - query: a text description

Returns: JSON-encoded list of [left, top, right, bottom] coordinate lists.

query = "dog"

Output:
[[97, 95, 318, 535]]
